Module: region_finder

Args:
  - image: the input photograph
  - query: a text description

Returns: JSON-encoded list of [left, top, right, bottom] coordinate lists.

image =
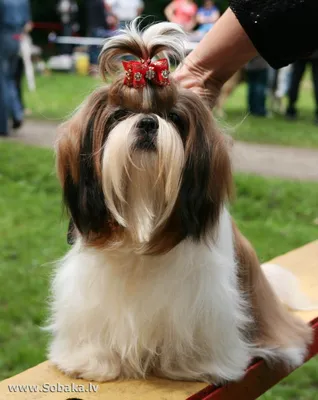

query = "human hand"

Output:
[[173, 57, 223, 107], [24, 21, 33, 33]]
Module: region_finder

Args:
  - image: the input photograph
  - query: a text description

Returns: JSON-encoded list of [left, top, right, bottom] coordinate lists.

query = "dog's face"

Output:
[[56, 22, 232, 255]]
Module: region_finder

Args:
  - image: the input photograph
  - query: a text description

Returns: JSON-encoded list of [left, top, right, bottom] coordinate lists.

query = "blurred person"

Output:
[[196, 0, 220, 36], [286, 51, 318, 125], [85, 0, 110, 72], [245, 56, 269, 117], [15, 21, 33, 116], [0, 0, 31, 136], [106, 0, 144, 28], [57, 0, 79, 55], [174, 2, 318, 108], [103, 1, 119, 31], [164, 0, 198, 32], [268, 65, 292, 114]]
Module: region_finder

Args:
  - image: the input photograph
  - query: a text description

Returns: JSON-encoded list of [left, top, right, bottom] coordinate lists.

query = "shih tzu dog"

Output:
[[48, 22, 312, 384]]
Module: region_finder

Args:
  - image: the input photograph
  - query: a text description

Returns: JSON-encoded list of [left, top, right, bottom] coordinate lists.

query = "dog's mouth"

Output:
[[135, 116, 158, 151]]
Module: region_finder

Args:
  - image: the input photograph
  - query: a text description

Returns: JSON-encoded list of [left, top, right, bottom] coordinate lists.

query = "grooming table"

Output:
[[1, 241, 317, 400]]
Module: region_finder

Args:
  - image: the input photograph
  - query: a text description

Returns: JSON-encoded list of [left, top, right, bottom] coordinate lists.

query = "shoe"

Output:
[[286, 107, 297, 121], [12, 119, 23, 129]]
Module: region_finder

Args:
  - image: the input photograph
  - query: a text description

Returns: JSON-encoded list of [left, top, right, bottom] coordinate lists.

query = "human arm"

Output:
[[23, 0, 32, 32], [137, 0, 144, 16], [175, 0, 318, 104], [230, 0, 318, 69], [164, 2, 176, 22], [174, 8, 256, 104], [24, 21, 33, 33]]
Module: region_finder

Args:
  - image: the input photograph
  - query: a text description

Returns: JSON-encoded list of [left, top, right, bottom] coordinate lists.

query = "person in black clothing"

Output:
[[174, 1, 318, 107], [0, 0, 31, 136], [57, 0, 78, 54], [57, 0, 79, 55], [245, 56, 269, 117], [286, 51, 318, 124], [85, 0, 109, 71]]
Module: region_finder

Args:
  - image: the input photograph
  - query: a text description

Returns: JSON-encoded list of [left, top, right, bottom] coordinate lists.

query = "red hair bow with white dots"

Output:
[[123, 58, 170, 89]]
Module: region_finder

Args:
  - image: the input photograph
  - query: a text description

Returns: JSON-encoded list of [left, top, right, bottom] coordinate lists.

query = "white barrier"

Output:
[[48, 34, 198, 52]]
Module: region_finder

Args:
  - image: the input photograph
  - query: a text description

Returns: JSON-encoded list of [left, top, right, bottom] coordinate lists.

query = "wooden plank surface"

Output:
[[270, 240, 318, 323], [1, 241, 317, 400], [187, 318, 318, 400]]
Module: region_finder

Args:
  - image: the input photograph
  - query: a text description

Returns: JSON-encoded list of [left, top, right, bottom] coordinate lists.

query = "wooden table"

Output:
[[1, 241, 317, 400]]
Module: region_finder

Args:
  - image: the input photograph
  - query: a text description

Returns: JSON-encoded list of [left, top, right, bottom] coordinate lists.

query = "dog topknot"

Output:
[[99, 20, 186, 80]]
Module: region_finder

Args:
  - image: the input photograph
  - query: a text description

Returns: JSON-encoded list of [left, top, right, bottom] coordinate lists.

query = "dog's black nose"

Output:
[[137, 116, 158, 133], [136, 116, 158, 151]]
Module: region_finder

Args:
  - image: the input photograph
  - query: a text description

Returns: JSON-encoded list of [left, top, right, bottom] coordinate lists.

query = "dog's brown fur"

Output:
[[232, 220, 312, 358]]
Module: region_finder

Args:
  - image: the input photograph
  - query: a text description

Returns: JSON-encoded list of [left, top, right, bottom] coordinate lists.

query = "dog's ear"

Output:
[[67, 219, 76, 245], [56, 87, 114, 243], [178, 105, 233, 240]]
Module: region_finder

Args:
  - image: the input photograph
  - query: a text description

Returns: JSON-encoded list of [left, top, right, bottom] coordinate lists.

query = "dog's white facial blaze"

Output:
[[102, 115, 184, 244]]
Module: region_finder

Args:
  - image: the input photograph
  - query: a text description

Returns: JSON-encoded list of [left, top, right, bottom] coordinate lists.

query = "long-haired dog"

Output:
[[48, 22, 312, 384]]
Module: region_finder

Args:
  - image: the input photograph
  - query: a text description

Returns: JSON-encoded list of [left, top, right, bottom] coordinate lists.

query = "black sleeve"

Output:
[[229, 0, 318, 68]]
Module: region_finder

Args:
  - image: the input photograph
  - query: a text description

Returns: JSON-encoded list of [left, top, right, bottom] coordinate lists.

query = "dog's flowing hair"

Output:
[[56, 21, 231, 255], [49, 21, 312, 384]]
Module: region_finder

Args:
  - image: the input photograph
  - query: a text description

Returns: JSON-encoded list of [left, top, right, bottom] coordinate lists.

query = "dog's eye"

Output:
[[107, 109, 130, 129], [168, 112, 181, 125], [112, 109, 129, 121], [168, 112, 187, 139]]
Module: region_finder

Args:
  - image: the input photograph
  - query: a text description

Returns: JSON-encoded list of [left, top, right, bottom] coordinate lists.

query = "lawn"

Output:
[[25, 71, 318, 148], [225, 82, 318, 149], [0, 140, 317, 399]]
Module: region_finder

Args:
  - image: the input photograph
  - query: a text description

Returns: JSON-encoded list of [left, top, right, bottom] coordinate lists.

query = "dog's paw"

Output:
[[49, 347, 122, 382], [75, 363, 121, 382], [54, 359, 121, 382]]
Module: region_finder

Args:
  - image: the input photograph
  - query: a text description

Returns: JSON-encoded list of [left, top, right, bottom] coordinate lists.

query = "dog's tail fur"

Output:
[[261, 263, 318, 311]]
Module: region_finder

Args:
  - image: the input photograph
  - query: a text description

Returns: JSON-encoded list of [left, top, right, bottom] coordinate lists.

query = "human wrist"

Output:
[[184, 8, 257, 84], [183, 50, 227, 89]]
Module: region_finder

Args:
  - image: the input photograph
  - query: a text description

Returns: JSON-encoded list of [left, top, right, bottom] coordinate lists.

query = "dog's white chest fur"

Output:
[[49, 209, 251, 382]]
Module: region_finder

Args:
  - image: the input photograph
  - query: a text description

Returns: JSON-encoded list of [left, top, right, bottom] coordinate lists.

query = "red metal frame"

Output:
[[187, 318, 318, 400]]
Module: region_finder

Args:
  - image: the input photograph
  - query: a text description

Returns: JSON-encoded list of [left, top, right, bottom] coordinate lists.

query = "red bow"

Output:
[[123, 58, 170, 89]]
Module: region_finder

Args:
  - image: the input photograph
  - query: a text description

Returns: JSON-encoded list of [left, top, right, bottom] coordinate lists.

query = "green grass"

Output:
[[25, 73, 100, 122], [225, 81, 318, 149], [25, 71, 318, 148], [1, 141, 317, 399]]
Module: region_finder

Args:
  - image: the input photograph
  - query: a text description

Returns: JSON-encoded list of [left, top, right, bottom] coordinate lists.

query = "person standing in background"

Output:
[[286, 51, 318, 125], [164, 0, 198, 32], [0, 0, 31, 136], [106, 0, 144, 29], [57, 0, 79, 55], [85, 0, 110, 74], [196, 0, 220, 37], [245, 56, 269, 117], [15, 20, 33, 116]]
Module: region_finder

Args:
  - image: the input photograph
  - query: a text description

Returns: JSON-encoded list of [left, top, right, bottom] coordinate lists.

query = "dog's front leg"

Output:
[[47, 245, 122, 382]]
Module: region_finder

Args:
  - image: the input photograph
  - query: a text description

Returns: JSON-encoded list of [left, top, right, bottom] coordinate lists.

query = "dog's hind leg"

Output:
[[232, 220, 313, 369]]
